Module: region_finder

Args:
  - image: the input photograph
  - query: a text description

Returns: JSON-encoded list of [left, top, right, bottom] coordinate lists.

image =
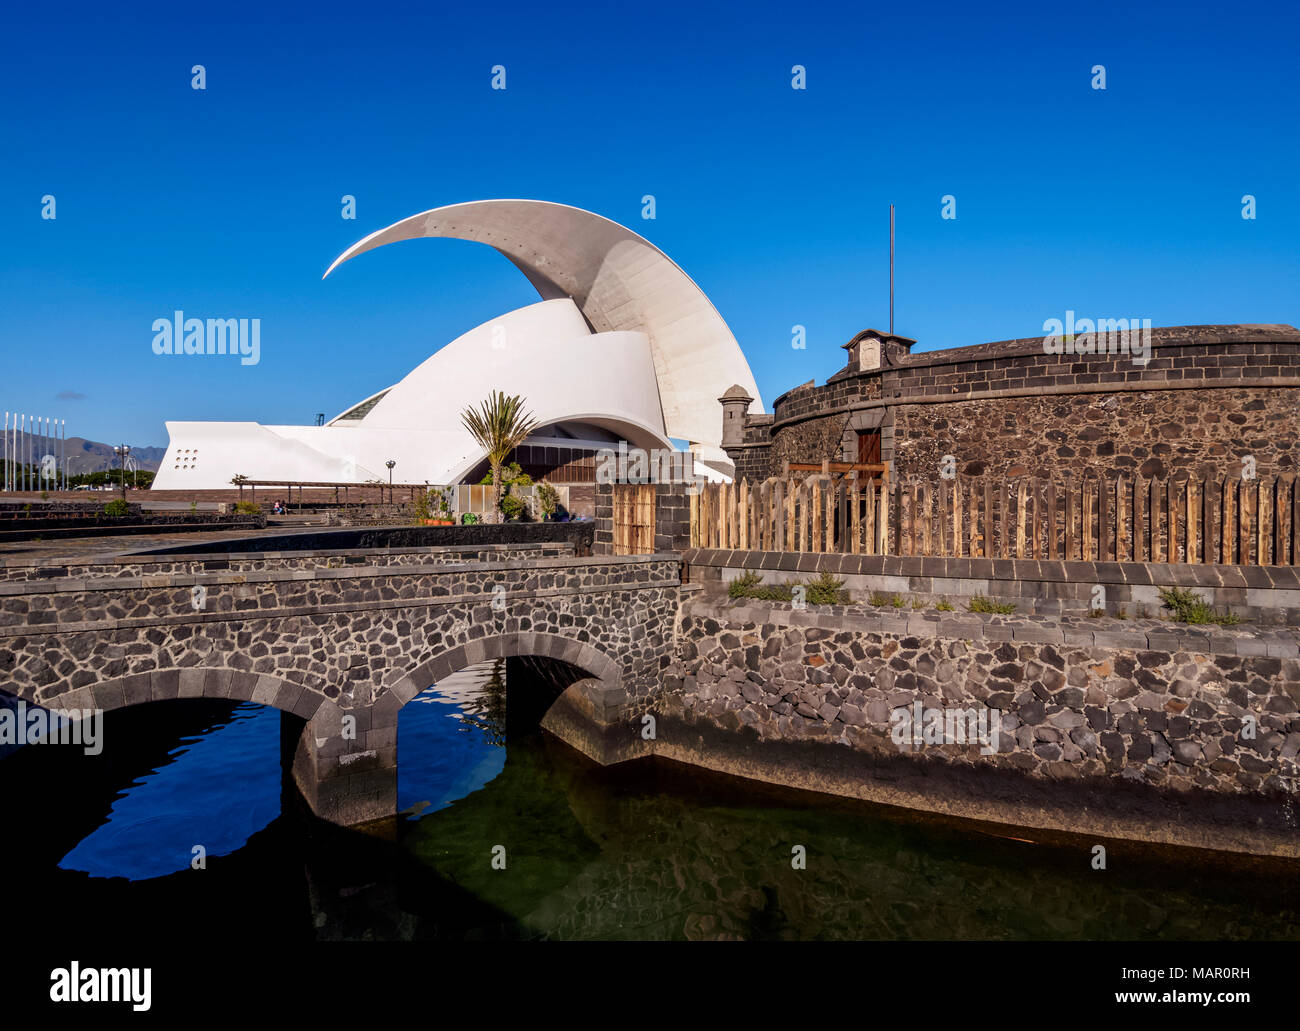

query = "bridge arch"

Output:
[[13, 669, 338, 725], [384, 631, 624, 713]]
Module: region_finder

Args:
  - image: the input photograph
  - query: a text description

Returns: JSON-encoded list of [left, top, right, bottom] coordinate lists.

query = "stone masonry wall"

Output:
[[893, 387, 1299, 480], [0, 542, 575, 583], [682, 547, 1300, 625], [727, 326, 1300, 482], [660, 595, 1300, 854], [0, 554, 681, 712]]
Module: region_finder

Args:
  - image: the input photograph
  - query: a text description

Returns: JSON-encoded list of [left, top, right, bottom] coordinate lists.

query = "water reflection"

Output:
[[1, 662, 1296, 942], [399, 661, 508, 816], [58, 702, 280, 880]]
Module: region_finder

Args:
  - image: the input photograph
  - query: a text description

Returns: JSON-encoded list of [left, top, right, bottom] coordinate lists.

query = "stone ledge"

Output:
[[679, 595, 1299, 659], [0, 552, 684, 596], [0, 578, 685, 639]]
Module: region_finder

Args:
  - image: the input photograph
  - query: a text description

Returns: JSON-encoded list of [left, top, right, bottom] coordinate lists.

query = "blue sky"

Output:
[[1, 0, 1296, 447]]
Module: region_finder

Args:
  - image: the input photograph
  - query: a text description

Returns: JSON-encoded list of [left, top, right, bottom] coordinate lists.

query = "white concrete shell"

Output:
[[154, 200, 761, 490], [155, 300, 672, 489], [324, 199, 764, 447]]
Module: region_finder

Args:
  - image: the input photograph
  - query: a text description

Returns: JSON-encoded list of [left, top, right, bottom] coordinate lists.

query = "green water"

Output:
[[7, 661, 1297, 942], [389, 689, 1300, 941]]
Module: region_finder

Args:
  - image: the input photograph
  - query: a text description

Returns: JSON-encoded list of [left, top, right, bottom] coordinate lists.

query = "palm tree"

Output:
[[460, 391, 537, 520]]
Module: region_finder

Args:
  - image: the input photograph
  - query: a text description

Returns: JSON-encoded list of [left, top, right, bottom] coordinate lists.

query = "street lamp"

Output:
[[385, 459, 396, 504], [113, 445, 131, 502]]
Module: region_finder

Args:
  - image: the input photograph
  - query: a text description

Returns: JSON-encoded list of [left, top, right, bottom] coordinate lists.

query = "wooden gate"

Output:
[[612, 484, 656, 555]]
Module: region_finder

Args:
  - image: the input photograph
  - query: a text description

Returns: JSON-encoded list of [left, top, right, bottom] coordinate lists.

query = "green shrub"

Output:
[[1157, 586, 1212, 623], [499, 493, 526, 521], [481, 462, 531, 488], [234, 500, 260, 515], [1157, 586, 1239, 625], [728, 570, 763, 599], [537, 480, 560, 519], [727, 571, 794, 601], [936, 598, 954, 612], [460, 512, 479, 525], [967, 594, 1016, 615], [102, 499, 130, 518], [803, 570, 847, 606]]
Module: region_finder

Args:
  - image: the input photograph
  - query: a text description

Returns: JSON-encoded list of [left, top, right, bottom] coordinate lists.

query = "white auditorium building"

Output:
[[152, 200, 764, 491]]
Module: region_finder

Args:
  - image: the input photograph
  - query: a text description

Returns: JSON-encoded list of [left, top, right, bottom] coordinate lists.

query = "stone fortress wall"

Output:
[[722, 324, 1300, 483]]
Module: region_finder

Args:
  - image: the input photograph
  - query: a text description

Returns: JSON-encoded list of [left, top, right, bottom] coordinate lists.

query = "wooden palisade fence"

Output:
[[690, 473, 1300, 566]]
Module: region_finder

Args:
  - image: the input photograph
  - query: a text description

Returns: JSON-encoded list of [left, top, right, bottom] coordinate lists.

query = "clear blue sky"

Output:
[[1, 0, 1296, 448]]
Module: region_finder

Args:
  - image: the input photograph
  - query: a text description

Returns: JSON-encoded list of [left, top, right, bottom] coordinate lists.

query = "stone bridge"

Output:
[[0, 546, 681, 824]]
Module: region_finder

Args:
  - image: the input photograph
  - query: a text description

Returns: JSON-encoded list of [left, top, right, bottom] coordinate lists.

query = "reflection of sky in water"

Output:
[[399, 661, 506, 817], [59, 703, 280, 881]]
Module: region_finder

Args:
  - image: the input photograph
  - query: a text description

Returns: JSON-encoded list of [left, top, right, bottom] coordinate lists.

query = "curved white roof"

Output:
[[154, 298, 675, 490], [324, 199, 764, 448]]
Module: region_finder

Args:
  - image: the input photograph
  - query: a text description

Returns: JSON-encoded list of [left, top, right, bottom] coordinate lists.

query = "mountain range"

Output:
[[4, 431, 166, 473]]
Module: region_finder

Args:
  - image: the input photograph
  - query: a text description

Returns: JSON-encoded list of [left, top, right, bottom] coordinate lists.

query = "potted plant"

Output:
[[422, 488, 454, 525]]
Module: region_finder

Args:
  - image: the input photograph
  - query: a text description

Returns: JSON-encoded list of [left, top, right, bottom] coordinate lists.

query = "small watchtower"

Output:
[[718, 383, 754, 448]]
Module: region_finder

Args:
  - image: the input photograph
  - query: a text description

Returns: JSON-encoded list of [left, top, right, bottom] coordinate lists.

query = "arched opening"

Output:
[[397, 653, 593, 819], [0, 686, 324, 940], [0, 689, 291, 882]]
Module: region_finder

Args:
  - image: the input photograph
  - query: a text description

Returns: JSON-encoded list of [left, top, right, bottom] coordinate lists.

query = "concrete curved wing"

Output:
[[324, 199, 764, 449], [153, 298, 675, 490]]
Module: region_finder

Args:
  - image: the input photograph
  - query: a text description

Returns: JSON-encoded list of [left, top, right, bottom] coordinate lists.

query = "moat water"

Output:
[[4, 661, 1298, 941]]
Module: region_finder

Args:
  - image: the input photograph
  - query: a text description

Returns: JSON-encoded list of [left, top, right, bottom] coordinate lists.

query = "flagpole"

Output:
[[889, 204, 895, 336]]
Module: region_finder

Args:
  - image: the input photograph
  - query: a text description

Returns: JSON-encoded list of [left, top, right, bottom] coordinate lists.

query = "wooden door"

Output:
[[857, 430, 881, 466], [612, 483, 656, 554]]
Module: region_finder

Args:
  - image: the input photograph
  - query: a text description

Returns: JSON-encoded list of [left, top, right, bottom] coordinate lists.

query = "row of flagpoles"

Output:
[[3, 412, 68, 492]]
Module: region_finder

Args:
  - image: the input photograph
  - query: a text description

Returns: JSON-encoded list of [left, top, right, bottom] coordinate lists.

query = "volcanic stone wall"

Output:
[[661, 594, 1300, 855], [732, 325, 1300, 482], [728, 413, 774, 483]]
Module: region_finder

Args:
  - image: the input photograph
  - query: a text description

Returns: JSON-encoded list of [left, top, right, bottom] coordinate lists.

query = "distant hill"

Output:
[[4, 431, 166, 474]]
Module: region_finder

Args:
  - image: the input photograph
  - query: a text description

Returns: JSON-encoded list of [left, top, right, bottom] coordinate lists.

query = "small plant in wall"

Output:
[[967, 594, 1016, 615], [728, 570, 847, 605], [1157, 586, 1240, 626], [803, 570, 847, 605]]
